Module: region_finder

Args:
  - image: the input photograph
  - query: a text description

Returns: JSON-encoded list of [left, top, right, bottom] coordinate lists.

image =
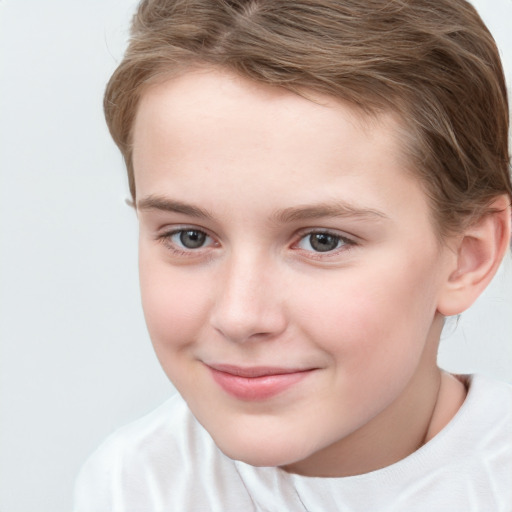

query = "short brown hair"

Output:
[[104, 0, 511, 237]]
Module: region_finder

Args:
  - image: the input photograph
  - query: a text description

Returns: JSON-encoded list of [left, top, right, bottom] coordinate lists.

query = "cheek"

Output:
[[138, 253, 211, 356], [293, 258, 440, 371], [289, 261, 442, 425]]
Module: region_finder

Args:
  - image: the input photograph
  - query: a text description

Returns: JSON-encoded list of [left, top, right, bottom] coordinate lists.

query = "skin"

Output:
[[132, 68, 470, 477]]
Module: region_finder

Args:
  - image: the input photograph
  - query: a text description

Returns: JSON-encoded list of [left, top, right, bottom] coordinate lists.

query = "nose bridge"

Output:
[[210, 247, 286, 343]]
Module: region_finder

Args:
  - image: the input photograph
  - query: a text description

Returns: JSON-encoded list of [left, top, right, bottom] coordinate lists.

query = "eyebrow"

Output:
[[137, 195, 213, 219], [136, 195, 388, 223], [271, 202, 389, 223]]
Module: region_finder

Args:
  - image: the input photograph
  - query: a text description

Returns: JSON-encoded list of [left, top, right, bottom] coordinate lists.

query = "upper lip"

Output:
[[206, 363, 315, 378]]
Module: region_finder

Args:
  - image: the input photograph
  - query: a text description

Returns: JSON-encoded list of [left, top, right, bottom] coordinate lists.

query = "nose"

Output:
[[210, 252, 288, 343]]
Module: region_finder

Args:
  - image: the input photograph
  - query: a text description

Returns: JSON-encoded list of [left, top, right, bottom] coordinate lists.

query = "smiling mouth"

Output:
[[206, 364, 316, 401]]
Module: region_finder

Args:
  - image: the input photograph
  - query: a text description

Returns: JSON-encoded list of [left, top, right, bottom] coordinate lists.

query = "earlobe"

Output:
[[437, 195, 511, 317]]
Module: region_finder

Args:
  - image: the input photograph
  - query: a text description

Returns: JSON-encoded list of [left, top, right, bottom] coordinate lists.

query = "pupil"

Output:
[[180, 230, 206, 249], [310, 233, 339, 252]]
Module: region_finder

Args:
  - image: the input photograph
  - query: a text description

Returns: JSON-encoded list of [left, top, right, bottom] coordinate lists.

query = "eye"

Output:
[[156, 227, 216, 254], [296, 232, 349, 253], [174, 229, 208, 249], [155, 225, 219, 261], [168, 229, 213, 250]]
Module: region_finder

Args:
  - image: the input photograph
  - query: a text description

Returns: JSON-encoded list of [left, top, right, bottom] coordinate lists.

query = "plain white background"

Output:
[[0, 1, 511, 510]]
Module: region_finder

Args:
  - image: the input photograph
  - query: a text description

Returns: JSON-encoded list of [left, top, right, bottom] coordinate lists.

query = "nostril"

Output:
[[210, 302, 287, 344]]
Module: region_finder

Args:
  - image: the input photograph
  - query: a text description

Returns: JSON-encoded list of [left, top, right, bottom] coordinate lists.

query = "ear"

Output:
[[437, 195, 511, 317]]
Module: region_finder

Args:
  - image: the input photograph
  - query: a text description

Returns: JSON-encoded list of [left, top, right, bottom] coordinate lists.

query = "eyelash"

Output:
[[293, 230, 356, 259], [157, 227, 217, 257], [156, 227, 357, 259]]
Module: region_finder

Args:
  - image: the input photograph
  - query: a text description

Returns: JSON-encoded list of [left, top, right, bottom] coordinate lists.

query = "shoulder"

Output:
[[434, 374, 512, 509], [441, 373, 512, 453], [86, 391, 193, 464], [74, 394, 256, 511], [73, 393, 203, 511], [460, 373, 512, 448], [460, 373, 512, 420]]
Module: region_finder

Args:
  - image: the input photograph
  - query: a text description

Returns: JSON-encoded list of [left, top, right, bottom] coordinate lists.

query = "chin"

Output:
[[221, 446, 296, 468], [213, 432, 312, 468]]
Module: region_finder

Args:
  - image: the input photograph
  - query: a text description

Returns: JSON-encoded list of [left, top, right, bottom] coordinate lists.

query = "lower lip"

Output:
[[208, 368, 313, 401]]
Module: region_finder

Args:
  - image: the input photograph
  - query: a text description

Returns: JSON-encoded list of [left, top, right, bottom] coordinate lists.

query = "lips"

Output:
[[206, 364, 315, 401]]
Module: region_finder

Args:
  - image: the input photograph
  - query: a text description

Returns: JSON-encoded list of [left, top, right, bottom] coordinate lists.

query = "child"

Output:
[[75, 0, 512, 510]]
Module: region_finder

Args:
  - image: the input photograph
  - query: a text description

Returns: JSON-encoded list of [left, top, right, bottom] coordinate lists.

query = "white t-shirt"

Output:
[[74, 374, 512, 511]]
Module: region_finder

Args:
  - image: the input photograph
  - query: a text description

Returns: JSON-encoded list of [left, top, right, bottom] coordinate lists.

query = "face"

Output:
[[133, 68, 454, 476]]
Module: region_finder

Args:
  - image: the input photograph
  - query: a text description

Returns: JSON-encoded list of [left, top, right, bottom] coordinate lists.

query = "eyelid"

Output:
[[295, 227, 357, 243], [291, 228, 358, 257], [156, 225, 219, 254]]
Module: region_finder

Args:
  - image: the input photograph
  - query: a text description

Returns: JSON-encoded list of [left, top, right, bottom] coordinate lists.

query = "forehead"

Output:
[[135, 68, 399, 150], [132, 68, 431, 229]]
